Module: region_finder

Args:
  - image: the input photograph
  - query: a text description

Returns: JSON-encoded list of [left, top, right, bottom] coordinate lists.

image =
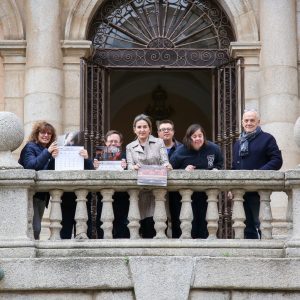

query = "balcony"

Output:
[[1, 113, 300, 298], [1, 168, 300, 299]]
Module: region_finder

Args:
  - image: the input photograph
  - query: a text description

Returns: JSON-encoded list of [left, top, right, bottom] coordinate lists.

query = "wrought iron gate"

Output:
[[213, 57, 245, 238], [80, 59, 110, 156], [80, 0, 243, 238]]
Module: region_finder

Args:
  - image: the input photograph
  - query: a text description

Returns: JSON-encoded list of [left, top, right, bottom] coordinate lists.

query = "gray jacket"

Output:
[[126, 135, 169, 170]]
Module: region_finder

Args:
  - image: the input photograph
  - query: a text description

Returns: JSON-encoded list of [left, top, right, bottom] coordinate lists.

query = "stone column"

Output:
[[260, 0, 299, 169], [61, 40, 91, 133], [260, 0, 298, 237], [24, 0, 63, 136], [230, 42, 261, 111], [0, 40, 26, 123]]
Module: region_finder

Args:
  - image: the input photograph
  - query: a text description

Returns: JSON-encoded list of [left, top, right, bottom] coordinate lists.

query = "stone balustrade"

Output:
[[3, 168, 300, 243], [31, 169, 288, 240]]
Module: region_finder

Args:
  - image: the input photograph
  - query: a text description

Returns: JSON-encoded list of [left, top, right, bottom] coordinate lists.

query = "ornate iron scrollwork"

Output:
[[92, 48, 229, 67], [89, 0, 234, 50]]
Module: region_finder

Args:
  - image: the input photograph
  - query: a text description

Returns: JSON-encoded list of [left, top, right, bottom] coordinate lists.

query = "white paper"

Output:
[[97, 161, 123, 171], [55, 146, 84, 171]]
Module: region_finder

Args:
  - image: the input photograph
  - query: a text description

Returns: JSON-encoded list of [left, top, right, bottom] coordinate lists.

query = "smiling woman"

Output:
[[170, 123, 223, 238], [126, 114, 171, 238], [18, 121, 58, 240]]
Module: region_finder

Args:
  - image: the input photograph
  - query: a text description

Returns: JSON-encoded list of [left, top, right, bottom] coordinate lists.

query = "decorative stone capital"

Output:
[[61, 40, 92, 61], [0, 112, 24, 169], [0, 40, 26, 61], [230, 42, 261, 64]]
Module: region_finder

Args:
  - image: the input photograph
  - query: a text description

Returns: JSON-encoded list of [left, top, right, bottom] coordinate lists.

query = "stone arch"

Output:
[[0, 0, 24, 39], [64, 0, 258, 42], [218, 0, 259, 41]]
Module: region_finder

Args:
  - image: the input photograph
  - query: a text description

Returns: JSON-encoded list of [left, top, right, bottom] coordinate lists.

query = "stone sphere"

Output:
[[0, 112, 24, 151]]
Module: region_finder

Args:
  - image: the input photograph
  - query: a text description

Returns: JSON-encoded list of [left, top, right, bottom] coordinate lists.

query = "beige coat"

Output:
[[126, 135, 169, 219], [126, 135, 169, 170]]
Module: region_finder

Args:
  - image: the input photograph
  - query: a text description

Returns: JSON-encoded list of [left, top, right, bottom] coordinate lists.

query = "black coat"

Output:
[[232, 130, 283, 170], [170, 141, 224, 170]]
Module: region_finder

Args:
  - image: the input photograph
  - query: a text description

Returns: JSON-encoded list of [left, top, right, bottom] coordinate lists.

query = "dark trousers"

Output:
[[191, 192, 208, 239], [60, 192, 77, 239], [90, 192, 130, 239], [243, 192, 261, 239], [169, 192, 182, 238], [169, 191, 208, 239], [60, 192, 92, 239], [139, 217, 156, 238]]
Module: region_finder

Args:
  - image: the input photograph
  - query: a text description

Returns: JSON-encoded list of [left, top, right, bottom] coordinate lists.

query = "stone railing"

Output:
[[1, 168, 294, 242], [36, 170, 285, 241]]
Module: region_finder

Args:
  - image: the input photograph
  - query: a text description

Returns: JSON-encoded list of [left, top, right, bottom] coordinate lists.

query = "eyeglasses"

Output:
[[159, 128, 173, 132], [107, 140, 120, 144], [39, 131, 52, 136]]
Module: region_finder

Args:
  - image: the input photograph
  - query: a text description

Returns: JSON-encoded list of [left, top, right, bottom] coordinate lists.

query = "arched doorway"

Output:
[[82, 0, 244, 238], [82, 0, 243, 160]]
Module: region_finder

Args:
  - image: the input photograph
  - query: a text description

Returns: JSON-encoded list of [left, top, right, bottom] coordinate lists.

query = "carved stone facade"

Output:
[[0, 0, 300, 297]]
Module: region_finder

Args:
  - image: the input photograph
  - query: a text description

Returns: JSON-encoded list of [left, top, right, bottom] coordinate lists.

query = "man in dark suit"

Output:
[[232, 109, 283, 239]]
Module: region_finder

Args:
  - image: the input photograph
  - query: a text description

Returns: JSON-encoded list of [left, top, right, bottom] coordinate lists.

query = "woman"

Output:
[[170, 124, 223, 238], [126, 114, 171, 238], [19, 121, 58, 239]]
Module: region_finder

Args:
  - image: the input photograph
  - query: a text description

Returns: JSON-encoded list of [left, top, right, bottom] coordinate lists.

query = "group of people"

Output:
[[19, 109, 283, 240]]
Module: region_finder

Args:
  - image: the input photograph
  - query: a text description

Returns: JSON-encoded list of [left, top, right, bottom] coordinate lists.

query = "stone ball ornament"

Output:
[[0, 111, 24, 168]]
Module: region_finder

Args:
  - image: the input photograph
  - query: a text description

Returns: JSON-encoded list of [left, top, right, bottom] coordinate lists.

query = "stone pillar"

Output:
[[61, 40, 91, 133], [260, 0, 299, 169], [24, 0, 63, 136], [230, 42, 261, 111], [260, 0, 298, 237], [0, 112, 36, 255], [0, 40, 26, 123]]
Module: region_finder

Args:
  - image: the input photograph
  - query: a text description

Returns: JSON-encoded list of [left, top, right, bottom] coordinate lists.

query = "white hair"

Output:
[[243, 108, 260, 119]]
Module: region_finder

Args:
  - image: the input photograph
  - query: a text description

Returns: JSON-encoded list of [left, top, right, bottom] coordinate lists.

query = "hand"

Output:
[[79, 149, 88, 159], [166, 163, 173, 171], [133, 164, 140, 170], [93, 159, 100, 169], [48, 141, 58, 155], [121, 159, 127, 169], [52, 149, 59, 158], [185, 165, 195, 171]]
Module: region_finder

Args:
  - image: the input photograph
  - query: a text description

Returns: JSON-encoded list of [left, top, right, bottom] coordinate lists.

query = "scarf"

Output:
[[239, 126, 262, 157]]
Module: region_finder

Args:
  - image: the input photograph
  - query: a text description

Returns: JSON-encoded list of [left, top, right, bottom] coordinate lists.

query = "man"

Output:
[[157, 120, 182, 238], [157, 119, 181, 159], [92, 130, 129, 239], [232, 109, 283, 239]]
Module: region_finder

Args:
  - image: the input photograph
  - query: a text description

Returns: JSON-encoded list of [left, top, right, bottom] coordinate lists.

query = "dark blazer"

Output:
[[232, 130, 283, 170], [19, 142, 54, 204], [19, 141, 54, 171]]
